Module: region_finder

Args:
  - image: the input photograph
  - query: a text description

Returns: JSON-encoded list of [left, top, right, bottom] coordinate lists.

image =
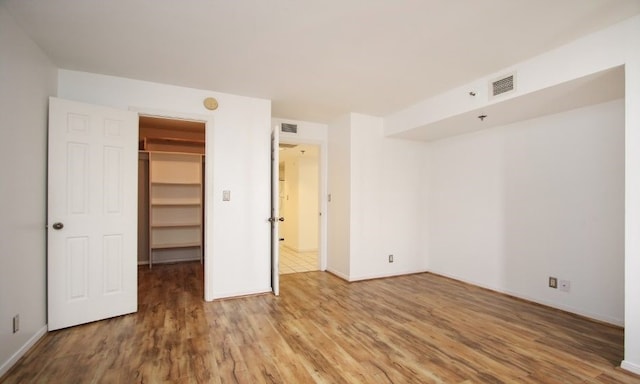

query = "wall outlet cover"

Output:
[[549, 277, 558, 289]]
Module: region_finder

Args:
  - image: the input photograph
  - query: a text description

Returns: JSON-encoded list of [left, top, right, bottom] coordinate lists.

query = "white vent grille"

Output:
[[491, 73, 516, 97], [281, 123, 298, 134]]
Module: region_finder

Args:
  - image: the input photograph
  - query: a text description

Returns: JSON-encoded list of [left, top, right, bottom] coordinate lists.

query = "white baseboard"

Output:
[[0, 325, 47, 378], [209, 288, 272, 301], [325, 268, 349, 281], [622, 360, 640, 375], [281, 244, 318, 253], [348, 269, 429, 282], [296, 247, 318, 253], [428, 269, 624, 327]]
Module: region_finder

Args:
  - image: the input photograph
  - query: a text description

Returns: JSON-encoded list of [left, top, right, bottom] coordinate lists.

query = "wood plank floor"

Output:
[[2, 262, 639, 383]]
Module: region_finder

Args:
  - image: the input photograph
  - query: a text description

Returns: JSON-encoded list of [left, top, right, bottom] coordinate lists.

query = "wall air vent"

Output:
[[490, 72, 516, 98], [281, 123, 298, 134]]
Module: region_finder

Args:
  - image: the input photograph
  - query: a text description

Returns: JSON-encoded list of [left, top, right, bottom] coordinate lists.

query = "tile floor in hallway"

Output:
[[279, 246, 318, 274]]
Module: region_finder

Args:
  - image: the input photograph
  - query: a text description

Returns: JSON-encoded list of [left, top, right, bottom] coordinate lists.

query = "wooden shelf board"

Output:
[[151, 242, 201, 249], [141, 137, 205, 149], [151, 181, 201, 186], [151, 223, 201, 228], [151, 202, 201, 207]]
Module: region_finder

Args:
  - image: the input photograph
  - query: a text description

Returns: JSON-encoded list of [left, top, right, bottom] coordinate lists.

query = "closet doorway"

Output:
[[278, 143, 320, 274], [137, 116, 206, 271]]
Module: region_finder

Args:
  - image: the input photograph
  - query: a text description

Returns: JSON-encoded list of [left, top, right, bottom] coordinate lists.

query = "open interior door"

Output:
[[48, 97, 138, 330], [270, 126, 281, 295]]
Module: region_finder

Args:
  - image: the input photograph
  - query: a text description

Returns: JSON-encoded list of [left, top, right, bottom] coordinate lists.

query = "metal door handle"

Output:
[[268, 217, 285, 223], [52, 222, 64, 230]]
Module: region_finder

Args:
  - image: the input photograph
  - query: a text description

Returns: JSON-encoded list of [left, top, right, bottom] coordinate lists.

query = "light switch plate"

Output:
[[223, 190, 231, 201]]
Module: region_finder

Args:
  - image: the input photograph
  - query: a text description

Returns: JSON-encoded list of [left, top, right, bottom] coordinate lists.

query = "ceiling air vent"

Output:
[[490, 72, 516, 98], [281, 123, 298, 134]]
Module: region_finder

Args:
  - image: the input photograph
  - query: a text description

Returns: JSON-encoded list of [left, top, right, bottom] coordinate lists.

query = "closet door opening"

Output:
[[137, 116, 206, 285]]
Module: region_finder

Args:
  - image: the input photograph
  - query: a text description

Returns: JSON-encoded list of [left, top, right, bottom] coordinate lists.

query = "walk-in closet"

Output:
[[137, 116, 205, 267]]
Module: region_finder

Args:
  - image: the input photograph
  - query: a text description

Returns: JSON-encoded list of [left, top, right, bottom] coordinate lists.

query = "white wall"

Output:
[[327, 115, 351, 278], [428, 100, 625, 324], [348, 114, 428, 280], [275, 118, 328, 143], [624, 24, 640, 373], [297, 156, 319, 251], [0, 4, 57, 376], [281, 156, 299, 249], [58, 70, 272, 300], [280, 155, 319, 252], [327, 113, 428, 281]]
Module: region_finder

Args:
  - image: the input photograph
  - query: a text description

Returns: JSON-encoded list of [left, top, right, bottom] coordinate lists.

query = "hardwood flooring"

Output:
[[2, 262, 639, 383]]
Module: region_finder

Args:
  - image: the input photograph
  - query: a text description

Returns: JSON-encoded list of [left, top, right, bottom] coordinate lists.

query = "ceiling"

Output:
[[3, 0, 640, 123]]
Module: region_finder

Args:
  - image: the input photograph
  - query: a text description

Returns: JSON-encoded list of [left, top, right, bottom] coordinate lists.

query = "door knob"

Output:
[[52, 222, 64, 230], [268, 217, 285, 223]]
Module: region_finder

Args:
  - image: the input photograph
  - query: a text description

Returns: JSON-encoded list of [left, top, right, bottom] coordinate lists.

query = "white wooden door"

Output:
[[270, 127, 280, 296], [48, 97, 138, 330]]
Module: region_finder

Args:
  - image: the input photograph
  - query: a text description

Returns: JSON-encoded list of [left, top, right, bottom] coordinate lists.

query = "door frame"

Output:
[[278, 137, 328, 272], [131, 107, 214, 300], [271, 127, 280, 295]]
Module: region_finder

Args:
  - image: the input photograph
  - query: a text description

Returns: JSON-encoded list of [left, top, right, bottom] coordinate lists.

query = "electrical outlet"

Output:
[[388, 254, 394, 263], [549, 277, 558, 289], [13, 314, 19, 333], [559, 280, 571, 292]]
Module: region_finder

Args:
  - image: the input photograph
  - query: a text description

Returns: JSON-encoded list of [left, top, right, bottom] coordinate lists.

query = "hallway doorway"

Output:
[[277, 143, 320, 274]]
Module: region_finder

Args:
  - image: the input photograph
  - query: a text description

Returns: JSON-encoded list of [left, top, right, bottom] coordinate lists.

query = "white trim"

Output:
[[502, 291, 624, 327], [281, 244, 319, 254], [429, 269, 624, 327], [211, 288, 272, 300], [326, 268, 350, 281], [129, 107, 213, 123], [0, 325, 47, 378], [348, 269, 429, 283], [621, 360, 640, 375]]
